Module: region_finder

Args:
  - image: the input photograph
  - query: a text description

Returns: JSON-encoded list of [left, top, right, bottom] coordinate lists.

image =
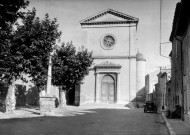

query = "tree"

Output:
[[52, 42, 93, 108], [0, 3, 61, 112], [14, 8, 61, 92], [0, 0, 29, 113]]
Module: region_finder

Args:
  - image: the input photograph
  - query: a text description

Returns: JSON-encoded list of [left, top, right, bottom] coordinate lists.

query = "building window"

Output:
[[101, 34, 116, 50]]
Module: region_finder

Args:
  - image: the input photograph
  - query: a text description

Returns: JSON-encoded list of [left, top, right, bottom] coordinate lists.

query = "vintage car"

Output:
[[144, 101, 157, 113]]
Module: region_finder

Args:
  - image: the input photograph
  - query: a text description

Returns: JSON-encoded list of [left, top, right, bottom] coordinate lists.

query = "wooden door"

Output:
[[101, 75, 115, 103], [101, 83, 109, 102], [108, 83, 114, 103]]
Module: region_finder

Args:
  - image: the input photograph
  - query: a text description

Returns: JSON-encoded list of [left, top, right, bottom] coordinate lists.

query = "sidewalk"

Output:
[[0, 107, 42, 119], [0, 104, 130, 119], [162, 112, 190, 135], [0, 105, 102, 119]]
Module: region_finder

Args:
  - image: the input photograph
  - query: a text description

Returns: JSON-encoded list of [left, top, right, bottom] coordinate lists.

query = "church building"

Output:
[[78, 9, 146, 105]]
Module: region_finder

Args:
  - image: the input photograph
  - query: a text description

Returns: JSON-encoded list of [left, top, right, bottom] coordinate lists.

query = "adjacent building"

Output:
[[166, 80, 172, 111], [155, 71, 171, 113], [169, 0, 190, 123], [145, 70, 160, 101]]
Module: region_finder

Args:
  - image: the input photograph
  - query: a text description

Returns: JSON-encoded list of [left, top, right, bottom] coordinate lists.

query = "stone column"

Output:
[[40, 53, 55, 115], [46, 55, 52, 95]]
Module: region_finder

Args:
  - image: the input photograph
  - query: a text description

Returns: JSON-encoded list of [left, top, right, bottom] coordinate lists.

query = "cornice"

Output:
[[81, 21, 138, 26], [93, 55, 137, 59], [81, 23, 137, 28]]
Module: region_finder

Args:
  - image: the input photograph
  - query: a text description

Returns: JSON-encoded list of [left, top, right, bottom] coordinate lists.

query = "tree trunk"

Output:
[[59, 86, 67, 108], [5, 78, 16, 113]]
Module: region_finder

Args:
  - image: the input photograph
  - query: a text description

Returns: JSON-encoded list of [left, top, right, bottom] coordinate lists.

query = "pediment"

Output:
[[85, 13, 127, 22], [80, 9, 138, 25]]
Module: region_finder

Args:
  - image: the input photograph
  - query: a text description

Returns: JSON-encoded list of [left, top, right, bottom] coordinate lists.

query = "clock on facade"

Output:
[[101, 34, 116, 50]]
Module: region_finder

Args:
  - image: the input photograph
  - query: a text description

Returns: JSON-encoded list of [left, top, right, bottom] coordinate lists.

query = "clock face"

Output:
[[101, 34, 116, 50]]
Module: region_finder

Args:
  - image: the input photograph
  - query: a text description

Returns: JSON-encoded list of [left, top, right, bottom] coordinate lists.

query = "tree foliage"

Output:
[[52, 42, 93, 91], [0, 0, 29, 29], [0, 0, 29, 112], [13, 8, 62, 90], [0, 0, 29, 84], [0, 0, 62, 112]]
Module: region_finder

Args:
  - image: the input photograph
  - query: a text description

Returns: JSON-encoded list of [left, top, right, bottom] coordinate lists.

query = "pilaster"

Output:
[[129, 26, 138, 56], [116, 72, 121, 103], [95, 73, 101, 103]]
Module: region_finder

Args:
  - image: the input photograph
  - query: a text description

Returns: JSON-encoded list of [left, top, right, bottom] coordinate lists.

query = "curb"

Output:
[[161, 112, 176, 135]]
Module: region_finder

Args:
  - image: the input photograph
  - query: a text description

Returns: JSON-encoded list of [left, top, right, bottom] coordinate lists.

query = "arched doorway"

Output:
[[101, 75, 115, 103]]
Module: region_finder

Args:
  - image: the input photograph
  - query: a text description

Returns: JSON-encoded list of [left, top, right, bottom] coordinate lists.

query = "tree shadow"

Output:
[[17, 107, 40, 115], [25, 86, 39, 106], [15, 85, 26, 106], [16, 85, 39, 107], [0, 83, 8, 113], [66, 85, 80, 106]]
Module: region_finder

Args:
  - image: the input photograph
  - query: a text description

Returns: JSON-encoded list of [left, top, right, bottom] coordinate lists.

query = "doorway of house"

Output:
[[101, 75, 115, 103]]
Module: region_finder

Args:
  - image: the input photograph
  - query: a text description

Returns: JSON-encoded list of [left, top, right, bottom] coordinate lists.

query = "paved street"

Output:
[[0, 107, 169, 135]]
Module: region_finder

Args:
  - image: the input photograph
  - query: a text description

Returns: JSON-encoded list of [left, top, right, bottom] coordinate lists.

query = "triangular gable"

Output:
[[86, 13, 127, 22], [80, 9, 138, 25]]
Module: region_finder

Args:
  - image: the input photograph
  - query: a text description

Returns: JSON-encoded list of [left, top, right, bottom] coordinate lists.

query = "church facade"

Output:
[[78, 9, 146, 105]]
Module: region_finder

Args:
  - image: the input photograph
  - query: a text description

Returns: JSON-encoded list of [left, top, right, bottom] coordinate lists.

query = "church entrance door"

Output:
[[101, 75, 115, 103]]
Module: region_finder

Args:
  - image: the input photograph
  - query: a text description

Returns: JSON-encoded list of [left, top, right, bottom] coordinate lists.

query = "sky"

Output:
[[28, 0, 179, 74]]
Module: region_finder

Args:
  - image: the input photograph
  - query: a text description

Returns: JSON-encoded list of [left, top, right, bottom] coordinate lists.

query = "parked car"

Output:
[[144, 101, 157, 113]]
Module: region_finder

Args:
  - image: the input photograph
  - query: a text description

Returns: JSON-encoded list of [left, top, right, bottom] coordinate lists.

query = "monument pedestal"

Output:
[[40, 96, 55, 116]]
